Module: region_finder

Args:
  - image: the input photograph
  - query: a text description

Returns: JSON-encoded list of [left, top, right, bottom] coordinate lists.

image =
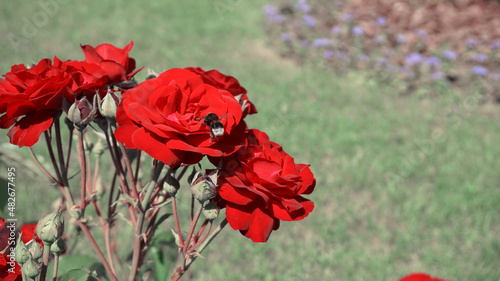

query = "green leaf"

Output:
[[45, 255, 106, 280], [150, 246, 169, 281]]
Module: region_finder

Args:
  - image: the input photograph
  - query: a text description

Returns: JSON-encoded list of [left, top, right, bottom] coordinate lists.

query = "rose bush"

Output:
[[214, 129, 316, 242], [115, 68, 249, 168]]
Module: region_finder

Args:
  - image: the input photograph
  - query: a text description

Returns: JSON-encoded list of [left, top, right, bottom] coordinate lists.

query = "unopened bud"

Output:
[[28, 238, 43, 260], [202, 201, 220, 221], [99, 90, 119, 119], [190, 173, 217, 203], [14, 235, 29, 264], [164, 173, 180, 196], [36, 209, 64, 244], [50, 238, 65, 255], [22, 256, 41, 278], [67, 102, 83, 124]]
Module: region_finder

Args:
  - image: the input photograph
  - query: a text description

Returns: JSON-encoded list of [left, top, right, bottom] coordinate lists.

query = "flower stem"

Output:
[[39, 242, 51, 281], [51, 254, 60, 281]]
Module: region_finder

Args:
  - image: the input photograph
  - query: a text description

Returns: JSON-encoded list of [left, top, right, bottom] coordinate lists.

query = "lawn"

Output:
[[1, 0, 500, 280]]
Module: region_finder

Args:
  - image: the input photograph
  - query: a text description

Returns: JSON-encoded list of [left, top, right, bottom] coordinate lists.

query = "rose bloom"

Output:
[[0, 57, 108, 147], [0, 254, 22, 281], [184, 67, 257, 117], [81, 41, 142, 85], [215, 129, 315, 242], [20, 223, 44, 248], [115, 68, 248, 168], [399, 273, 450, 281]]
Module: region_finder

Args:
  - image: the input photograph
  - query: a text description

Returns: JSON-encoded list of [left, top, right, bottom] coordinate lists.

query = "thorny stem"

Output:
[[78, 221, 118, 281], [51, 254, 60, 281], [77, 131, 88, 218], [39, 242, 51, 281], [128, 164, 164, 281], [185, 218, 228, 268]]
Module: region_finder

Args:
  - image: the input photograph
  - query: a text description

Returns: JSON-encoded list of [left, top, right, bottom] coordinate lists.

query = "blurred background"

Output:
[[1, 0, 500, 280]]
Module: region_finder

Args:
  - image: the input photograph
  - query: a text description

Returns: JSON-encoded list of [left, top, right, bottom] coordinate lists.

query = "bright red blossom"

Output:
[[115, 68, 248, 168], [81, 41, 142, 84], [0, 254, 22, 281], [184, 67, 257, 117], [215, 129, 315, 242], [399, 273, 451, 281], [19, 223, 43, 248], [0, 57, 108, 147]]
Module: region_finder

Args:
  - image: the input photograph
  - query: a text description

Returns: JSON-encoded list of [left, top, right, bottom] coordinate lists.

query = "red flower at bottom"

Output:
[[399, 273, 451, 281], [0, 254, 22, 281], [216, 129, 315, 242]]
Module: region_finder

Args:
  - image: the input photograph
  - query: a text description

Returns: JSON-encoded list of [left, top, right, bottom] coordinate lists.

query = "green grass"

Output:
[[1, 0, 500, 280]]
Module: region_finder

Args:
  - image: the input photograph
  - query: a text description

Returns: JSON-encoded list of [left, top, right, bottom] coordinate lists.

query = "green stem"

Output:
[[51, 254, 60, 281], [39, 242, 51, 281], [128, 164, 164, 281]]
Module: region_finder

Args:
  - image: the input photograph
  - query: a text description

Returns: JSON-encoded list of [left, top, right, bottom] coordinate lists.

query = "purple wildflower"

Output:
[[374, 35, 385, 44], [396, 34, 406, 44], [340, 13, 352, 22], [431, 72, 444, 80], [280, 33, 292, 41], [443, 50, 457, 60], [303, 14, 315, 28], [295, 0, 311, 13], [331, 26, 341, 35], [312, 38, 331, 47], [491, 41, 500, 50], [414, 29, 427, 38], [263, 5, 284, 23], [471, 65, 488, 76], [474, 53, 487, 62], [323, 50, 334, 59], [466, 38, 476, 48], [376, 16, 386, 27], [425, 56, 441, 67], [352, 26, 364, 37], [301, 40, 308, 47], [357, 54, 368, 62], [405, 53, 423, 66]]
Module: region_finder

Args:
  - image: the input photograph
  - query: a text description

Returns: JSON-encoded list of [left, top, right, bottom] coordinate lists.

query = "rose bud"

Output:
[[36, 209, 64, 245], [99, 90, 119, 119], [27, 238, 43, 260], [14, 235, 30, 264], [164, 173, 180, 196], [67, 102, 83, 124], [190, 172, 217, 203], [202, 201, 220, 221], [50, 238, 66, 255], [22, 256, 41, 278]]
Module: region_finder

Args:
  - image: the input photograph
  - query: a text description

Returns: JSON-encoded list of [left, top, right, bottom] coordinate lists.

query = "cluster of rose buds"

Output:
[[15, 210, 65, 278]]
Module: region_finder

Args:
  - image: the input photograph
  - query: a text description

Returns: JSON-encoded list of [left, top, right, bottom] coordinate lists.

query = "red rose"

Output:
[[0, 254, 22, 281], [184, 67, 257, 117], [115, 68, 247, 168], [19, 223, 43, 248], [81, 41, 142, 84], [0, 57, 108, 147], [216, 129, 315, 242], [399, 273, 450, 281]]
